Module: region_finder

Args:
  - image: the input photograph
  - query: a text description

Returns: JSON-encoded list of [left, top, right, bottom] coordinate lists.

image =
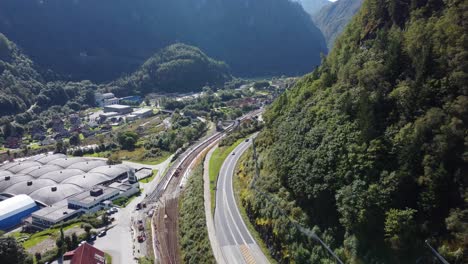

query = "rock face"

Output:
[[293, 0, 332, 15], [313, 0, 363, 49], [0, 0, 327, 81]]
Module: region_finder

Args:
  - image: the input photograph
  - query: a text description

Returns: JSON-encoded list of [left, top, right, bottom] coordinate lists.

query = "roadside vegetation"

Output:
[[178, 162, 214, 263], [233, 152, 277, 264], [208, 138, 245, 213]]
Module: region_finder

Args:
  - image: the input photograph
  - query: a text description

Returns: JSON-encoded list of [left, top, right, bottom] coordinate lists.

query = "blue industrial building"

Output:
[[0, 195, 38, 230]]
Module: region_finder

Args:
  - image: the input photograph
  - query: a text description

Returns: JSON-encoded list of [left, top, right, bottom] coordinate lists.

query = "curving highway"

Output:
[[214, 137, 270, 264]]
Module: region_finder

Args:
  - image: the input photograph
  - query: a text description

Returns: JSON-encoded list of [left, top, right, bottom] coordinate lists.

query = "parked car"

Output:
[[98, 230, 106, 237]]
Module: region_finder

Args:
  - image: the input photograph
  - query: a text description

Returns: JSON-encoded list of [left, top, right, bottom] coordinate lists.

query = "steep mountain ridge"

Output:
[[0, 0, 327, 81], [293, 0, 332, 15], [313, 0, 364, 49], [239, 0, 467, 262]]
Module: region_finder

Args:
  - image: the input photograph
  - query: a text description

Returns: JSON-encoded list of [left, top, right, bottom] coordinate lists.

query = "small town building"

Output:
[[63, 243, 106, 264]]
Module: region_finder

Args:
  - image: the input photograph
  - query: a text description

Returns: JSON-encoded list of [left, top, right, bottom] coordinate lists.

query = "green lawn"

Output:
[[16, 222, 83, 249], [84, 148, 171, 165], [209, 138, 245, 214], [139, 170, 158, 183]]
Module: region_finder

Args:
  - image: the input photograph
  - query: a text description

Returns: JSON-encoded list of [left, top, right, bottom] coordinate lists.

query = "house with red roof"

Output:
[[63, 243, 106, 264]]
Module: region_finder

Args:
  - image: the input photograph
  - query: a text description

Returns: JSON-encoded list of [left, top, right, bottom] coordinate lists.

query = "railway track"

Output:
[[150, 125, 233, 264], [149, 110, 263, 264]]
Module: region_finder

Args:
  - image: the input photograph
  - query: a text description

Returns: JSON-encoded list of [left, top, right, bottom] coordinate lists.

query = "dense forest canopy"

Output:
[[0, 33, 96, 118], [0, 0, 327, 81], [241, 0, 467, 262], [313, 0, 364, 49], [110, 44, 231, 96]]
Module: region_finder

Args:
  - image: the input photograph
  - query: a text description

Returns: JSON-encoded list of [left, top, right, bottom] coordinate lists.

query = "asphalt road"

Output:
[[214, 138, 269, 264]]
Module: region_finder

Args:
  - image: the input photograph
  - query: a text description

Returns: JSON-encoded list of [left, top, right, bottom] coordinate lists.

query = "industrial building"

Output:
[[0, 153, 139, 230], [0, 195, 38, 230], [126, 108, 153, 121], [103, 104, 132, 114], [95, 92, 120, 107]]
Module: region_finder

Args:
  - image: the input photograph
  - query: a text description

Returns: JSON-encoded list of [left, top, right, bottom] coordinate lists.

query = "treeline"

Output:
[[241, 0, 468, 263], [179, 162, 215, 263]]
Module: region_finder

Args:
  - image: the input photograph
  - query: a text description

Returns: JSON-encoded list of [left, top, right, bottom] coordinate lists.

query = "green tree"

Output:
[[0, 237, 29, 264], [69, 133, 81, 146], [384, 208, 418, 253], [71, 233, 78, 249], [117, 131, 138, 150], [82, 224, 92, 240]]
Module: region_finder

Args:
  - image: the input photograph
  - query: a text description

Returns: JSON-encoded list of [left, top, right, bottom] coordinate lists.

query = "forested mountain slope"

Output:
[[0, 34, 230, 117], [313, 0, 363, 49], [109, 44, 231, 96], [0, 0, 326, 81], [0, 33, 95, 118], [240, 0, 467, 262]]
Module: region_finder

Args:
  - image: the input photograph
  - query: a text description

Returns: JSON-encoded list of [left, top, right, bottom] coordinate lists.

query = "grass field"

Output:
[[208, 137, 245, 213], [13, 222, 84, 249], [85, 148, 171, 165]]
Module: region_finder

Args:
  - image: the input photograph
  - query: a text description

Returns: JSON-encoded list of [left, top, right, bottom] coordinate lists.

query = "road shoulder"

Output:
[[204, 146, 226, 264]]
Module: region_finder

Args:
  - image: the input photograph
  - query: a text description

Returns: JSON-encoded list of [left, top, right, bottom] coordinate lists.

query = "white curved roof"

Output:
[[49, 157, 88, 168], [62, 173, 111, 189], [36, 153, 67, 164], [67, 160, 107, 172], [0, 194, 36, 221], [39, 169, 85, 183], [0, 171, 13, 177], [4, 179, 57, 195], [0, 154, 132, 206], [23, 165, 63, 178], [0, 175, 35, 192], [89, 165, 129, 178], [29, 184, 82, 206], [5, 161, 43, 173]]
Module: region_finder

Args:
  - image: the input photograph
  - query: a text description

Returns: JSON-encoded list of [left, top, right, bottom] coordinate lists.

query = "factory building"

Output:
[[126, 108, 153, 122], [0, 153, 139, 229], [95, 92, 120, 107], [103, 104, 132, 114], [0, 195, 38, 230]]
